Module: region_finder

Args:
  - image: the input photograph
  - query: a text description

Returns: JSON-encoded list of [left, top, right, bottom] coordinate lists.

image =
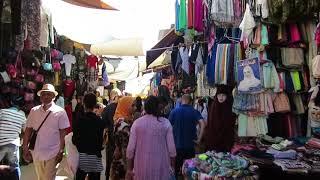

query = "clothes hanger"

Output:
[[216, 28, 240, 44]]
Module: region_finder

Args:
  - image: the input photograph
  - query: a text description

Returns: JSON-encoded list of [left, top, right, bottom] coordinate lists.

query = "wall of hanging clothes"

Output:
[[197, 0, 320, 141], [0, 1, 110, 118]]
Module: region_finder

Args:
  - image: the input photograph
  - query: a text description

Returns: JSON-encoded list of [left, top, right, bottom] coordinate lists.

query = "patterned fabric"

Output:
[[15, 0, 41, 50], [87, 67, 98, 82], [110, 128, 130, 180]]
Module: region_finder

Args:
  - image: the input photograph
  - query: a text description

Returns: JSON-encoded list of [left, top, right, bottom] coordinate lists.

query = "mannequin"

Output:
[[308, 81, 320, 137], [204, 85, 236, 152], [61, 52, 76, 77]]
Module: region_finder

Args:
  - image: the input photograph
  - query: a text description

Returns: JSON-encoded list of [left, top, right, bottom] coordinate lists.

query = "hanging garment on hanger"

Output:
[[179, 0, 187, 31], [206, 44, 217, 85], [194, 0, 204, 31], [211, 0, 234, 23], [188, 0, 194, 29], [61, 54, 76, 77], [175, 0, 180, 30], [262, 62, 280, 92], [180, 47, 190, 74], [239, 4, 255, 48], [255, 0, 269, 19]]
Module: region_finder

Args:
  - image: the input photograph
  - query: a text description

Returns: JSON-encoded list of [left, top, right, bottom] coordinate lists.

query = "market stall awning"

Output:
[[104, 57, 139, 81], [146, 28, 178, 67], [62, 0, 118, 10], [148, 50, 171, 69], [90, 38, 144, 56], [124, 72, 154, 97]]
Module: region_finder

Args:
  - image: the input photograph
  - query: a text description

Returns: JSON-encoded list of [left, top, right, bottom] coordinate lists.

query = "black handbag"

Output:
[[28, 111, 52, 150]]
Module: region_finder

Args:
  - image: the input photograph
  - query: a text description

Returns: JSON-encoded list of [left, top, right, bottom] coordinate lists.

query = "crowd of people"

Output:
[[0, 83, 235, 180]]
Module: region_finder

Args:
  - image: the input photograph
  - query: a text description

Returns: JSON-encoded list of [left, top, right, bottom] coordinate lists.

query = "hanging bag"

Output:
[[273, 92, 291, 113], [28, 111, 52, 150], [43, 49, 53, 71], [52, 60, 61, 71]]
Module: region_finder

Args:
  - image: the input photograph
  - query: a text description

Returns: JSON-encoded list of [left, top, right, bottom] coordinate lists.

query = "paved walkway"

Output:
[[21, 150, 107, 180]]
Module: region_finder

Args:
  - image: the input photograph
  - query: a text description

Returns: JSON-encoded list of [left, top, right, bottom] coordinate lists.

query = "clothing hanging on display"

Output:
[[204, 85, 236, 152], [61, 53, 76, 77]]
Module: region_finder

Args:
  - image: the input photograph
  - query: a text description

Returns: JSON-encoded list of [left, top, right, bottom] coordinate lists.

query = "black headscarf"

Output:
[[204, 85, 236, 152]]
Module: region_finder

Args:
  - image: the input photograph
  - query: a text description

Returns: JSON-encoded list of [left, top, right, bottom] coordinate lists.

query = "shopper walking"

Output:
[[169, 94, 205, 178], [0, 96, 26, 179], [72, 93, 106, 180], [22, 84, 70, 180], [126, 96, 176, 180], [110, 96, 135, 180], [101, 88, 121, 179]]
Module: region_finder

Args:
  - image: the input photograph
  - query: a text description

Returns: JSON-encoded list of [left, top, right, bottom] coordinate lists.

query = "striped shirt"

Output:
[[0, 108, 26, 146]]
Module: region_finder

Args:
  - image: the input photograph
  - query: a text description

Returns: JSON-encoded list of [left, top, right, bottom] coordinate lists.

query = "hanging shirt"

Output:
[[87, 55, 99, 69], [61, 54, 76, 77], [180, 47, 190, 74]]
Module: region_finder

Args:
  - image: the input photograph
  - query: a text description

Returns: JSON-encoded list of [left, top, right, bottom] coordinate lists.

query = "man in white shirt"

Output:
[[0, 96, 26, 179], [23, 84, 70, 180]]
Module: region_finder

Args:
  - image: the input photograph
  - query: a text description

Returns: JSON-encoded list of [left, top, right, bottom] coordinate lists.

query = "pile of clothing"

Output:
[[182, 151, 258, 179]]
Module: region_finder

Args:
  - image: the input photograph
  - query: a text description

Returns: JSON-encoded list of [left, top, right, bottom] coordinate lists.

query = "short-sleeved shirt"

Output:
[[26, 103, 70, 161], [0, 108, 26, 146], [87, 55, 98, 69], [169, 104, 203, 150]]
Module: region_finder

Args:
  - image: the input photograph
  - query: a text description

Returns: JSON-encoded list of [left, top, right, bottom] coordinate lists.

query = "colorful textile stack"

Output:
[[182, 151, 258, 179]]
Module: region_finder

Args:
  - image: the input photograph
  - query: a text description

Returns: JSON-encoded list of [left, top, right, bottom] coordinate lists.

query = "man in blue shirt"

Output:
[[169, 94, 205, 178]]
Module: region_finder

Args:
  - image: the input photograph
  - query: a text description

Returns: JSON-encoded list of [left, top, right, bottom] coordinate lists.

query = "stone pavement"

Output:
[[21, 150, 107, 180]]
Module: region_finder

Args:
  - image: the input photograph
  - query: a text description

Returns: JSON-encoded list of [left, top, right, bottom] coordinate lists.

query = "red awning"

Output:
[[62, 0, 118, 10]]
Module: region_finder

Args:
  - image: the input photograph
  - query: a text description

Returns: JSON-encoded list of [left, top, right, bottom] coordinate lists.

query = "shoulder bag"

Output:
[[28, 111, 52, 150]]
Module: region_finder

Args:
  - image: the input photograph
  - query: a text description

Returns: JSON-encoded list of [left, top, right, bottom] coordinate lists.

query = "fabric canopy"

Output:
[[90, 38, 144, 56], [125, 72, 154, 97], [146, 28, 178, 67], [104, 57, 139, 81], [148, 50, 171, 69], [62, 0, 118, 10]]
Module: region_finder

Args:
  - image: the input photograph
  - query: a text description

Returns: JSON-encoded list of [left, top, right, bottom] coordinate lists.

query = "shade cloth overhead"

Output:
[[146, 28, 178, 67], [148, 50, 171, 69], [125, 72, 154, 97], [90, 38, 144, 56], [62, 0, 118, 10], [104, 57, 139, 81]]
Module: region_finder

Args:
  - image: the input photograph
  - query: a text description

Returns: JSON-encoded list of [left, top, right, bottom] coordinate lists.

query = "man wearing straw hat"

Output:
[[22, 84, 70, 180]]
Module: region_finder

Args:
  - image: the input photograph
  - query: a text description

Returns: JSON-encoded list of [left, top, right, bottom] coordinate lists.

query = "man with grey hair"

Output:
[[169, 94, 205, 178]]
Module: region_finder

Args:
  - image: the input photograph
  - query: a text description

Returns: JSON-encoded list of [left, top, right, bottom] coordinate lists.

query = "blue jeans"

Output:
[[0, 144, 20, 179]]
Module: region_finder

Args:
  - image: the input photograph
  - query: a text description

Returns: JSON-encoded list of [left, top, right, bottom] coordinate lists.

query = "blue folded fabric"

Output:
[[267, 148, 297, 159]]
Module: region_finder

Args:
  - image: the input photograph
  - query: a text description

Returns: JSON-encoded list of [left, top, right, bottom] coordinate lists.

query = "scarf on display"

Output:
[[211, 0, 235, 23], [113, 96, 135, 123], [204, 85, 235, 152]]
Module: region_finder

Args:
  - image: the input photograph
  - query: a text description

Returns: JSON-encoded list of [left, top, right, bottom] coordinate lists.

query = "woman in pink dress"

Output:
[[126, 96, 176, 180]]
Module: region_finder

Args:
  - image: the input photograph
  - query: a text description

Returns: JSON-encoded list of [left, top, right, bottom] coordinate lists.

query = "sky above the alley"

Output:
[[42, 0, 175, 51]]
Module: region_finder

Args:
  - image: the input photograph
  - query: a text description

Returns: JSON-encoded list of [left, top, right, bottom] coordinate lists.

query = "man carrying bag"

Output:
[[23, 84, 70, 180]]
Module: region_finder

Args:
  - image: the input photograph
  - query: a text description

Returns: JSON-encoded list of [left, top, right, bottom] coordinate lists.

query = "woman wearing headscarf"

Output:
[[204, 85, 236, 152], [110, 96, 135, 180]]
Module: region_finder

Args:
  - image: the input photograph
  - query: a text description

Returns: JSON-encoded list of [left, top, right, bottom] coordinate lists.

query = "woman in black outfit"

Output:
[[72, 93, 106, 180]]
